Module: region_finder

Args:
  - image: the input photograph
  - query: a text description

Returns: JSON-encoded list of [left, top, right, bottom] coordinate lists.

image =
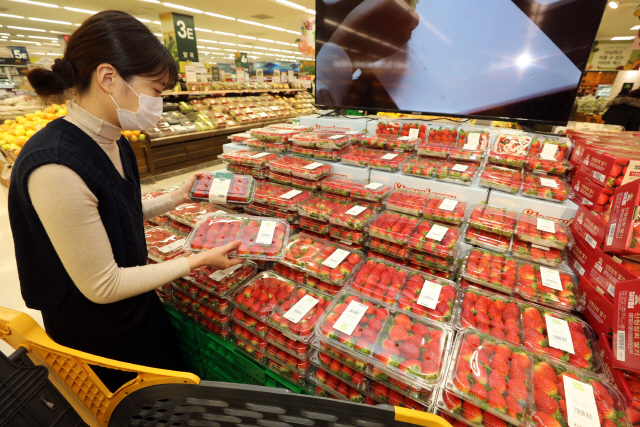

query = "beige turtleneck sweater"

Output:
[[27, 101, 190, 305]]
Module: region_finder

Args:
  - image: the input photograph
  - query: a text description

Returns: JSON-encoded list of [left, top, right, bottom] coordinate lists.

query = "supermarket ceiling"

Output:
[[0, 0, 632, 61]]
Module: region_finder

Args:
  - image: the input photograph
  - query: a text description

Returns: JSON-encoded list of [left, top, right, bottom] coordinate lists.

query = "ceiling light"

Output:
[[137, 18, 151, 23], [153, 21, 160, 24], [8, 25, 46, 32], [608, 0, 619, 8], [200, 39, 217, 43], [215, 31, 236, 36], [259, 38, 274, 43], [0, 13, 24, 19], [195, 27, 212, 33], [11, 39, 40, 44], [208, 47, 220, 50], [305, 9, 316, 15], [31, 52, 46, 55], [632, 25, 640, 30], [0, 33, 9, 36], [238, 35, 256, 40], [46, 52, 59, 55], [16, 34, 25, 37], [63, 7, 97, 14], [204, 12, 234, 20], [28, 35, 57, 40], [265, 25, 285, 31], [237, 19, 263, 26], [251, 51, 263, 54], [49, 30, 67, 34], [154, 33, 162, 36], [139, 0, 160, 3], [238, 44, 253, 48], [8, 0, 58, 7], [254, 46, 267, 50], [269, 48, 281, 51], [43, 42, 59, 46], [29, 17, 73, 25], [285, 30, 298, 35], [223, 49, 236, 52], [219, 42, 236, 45], [289, 43, 297, 47], [163, 3, 203, 13], [274, 0, 306, 11], [197, 45, 205, 48], [612, 36, 635, 40]]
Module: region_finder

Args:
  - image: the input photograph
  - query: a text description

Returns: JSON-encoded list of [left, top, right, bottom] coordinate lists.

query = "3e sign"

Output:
[[160, 12, 198, 63], [176, 20, 194, 40]]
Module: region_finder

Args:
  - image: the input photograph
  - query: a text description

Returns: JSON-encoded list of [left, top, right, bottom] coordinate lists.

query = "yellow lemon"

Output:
[[5, 135, 16, 144], [26, 130, 35, 137], [15, 128, 26, 137], [15, 136, 27, 146], [13, 147, 21, 155], [4, 120, 14, 125], [130, 135, 138, 143], [34, 110, 43, 117], [122, 130, 133, 138], [132, 130, 141, 136], [138, 134, 146, 141], [51, 104, 60, 112]]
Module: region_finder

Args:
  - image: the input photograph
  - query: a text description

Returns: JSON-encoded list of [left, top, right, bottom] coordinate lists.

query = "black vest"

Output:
[[8, 118, 147, 312]]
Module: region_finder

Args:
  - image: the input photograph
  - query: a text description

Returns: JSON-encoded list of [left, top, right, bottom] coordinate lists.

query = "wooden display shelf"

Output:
[[162, 89, 306, 96]]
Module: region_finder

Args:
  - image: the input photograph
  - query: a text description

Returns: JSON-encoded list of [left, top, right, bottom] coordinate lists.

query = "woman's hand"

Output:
[[170, 172, 200, 207], [187, 240, 244, 271]]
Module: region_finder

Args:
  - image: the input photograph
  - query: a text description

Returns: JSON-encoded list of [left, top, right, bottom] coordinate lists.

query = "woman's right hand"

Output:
[[187, 240, 244, 271]]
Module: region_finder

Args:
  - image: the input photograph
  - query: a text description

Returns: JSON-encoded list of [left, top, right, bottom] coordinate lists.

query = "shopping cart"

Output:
[[0, 306, 452, 427]]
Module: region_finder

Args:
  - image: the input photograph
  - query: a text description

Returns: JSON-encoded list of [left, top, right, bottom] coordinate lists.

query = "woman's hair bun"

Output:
[[28, 57, 76, 97]]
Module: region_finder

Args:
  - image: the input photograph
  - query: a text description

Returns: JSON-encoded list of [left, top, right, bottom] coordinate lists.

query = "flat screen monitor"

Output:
[[315, 0, 607, 124]]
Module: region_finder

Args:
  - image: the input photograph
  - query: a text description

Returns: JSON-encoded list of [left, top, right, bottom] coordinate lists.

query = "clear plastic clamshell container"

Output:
[[526, 158, 573, 176], [488, 133, 532, 167], [515, 214, 571, 250], [291, 176, 325, 192], [172, 279, 232, 315], [281, 234, 365, 285], [189, 172, 256, 204], [269, 172, 292, 186], [421, 195, 467, 226], [514, 262, 583, 312], [329, 225, 368, 245], [298, 195, 345, 222], [307, 365, 367, 403], [402, 156, 438, 178], [273, 262, 343, 297], [300, 216, 331, 235], [407, 219, 463, 262], [386, 189, 431, 217], [253, 182, 312, 211], [327, 201, 376, 231], [221, 150, 279, 168], [416, 141, 451, 159], [347, 258, 409, 304], [290, 132, 353, 150], [510, 238, 564, 268], [269, 155, 332, 181], [168, 203, 215, 227], [359, 135, 419, 151], [226, 164, 270, 179], [407, 249, 459, 273], [521, 173, 570, 203], [459, 248, 517, 293], [368, 238, 410, 260], [435, 161, 479, 185], [449, 126, 493, 162], [464, 228, 512, 254], [468, 204, 518, 237], [368, 211, 420, 245], [185, 214, 290, 260], [249, 127, 299, 142], [527, 135, 571, 160], [369, 151, 410, 172], [436, 387, 520, 427], [350, 181, 392, 203], [310, 351, 370, 393], [427, 123, 459, 143], [479, 165, 523, 194], [183, 259, 257, 299], [145, 227, 190, 262]]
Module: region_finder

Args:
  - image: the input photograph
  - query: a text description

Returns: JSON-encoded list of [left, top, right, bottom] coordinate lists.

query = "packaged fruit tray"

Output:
[[270, 172, 292, 185], [291, 145, 315, 158], [233, 326, 268, 364], [290, 132, 352, 150], [359, 135, 419, 151], [417, 141, 452, 158], [514, 262, 582, 312], [169, 203, 216, 226], [369, 151, 410, 172], [368, 212, 420, 245], [459, 248, 517, 293], [489, 133, 532, 167], [246, 139, 266, 151], [190, 172, 256, 204], [221, 150, 279, 168], [307, 366, 366, 403], [317, 292, 454, 391], [386, 189, 431, 217], [407, 249, 459, 273], [528, 354, 628, 427], [525, 158, 572, 176], [435, 161, 479, 185], [468, 204, 517, 237], [436, 384, 520, 427], [164, 220, 192, 238], [368, 238, 409, 259], [300, 216, 331, 235], [407, 219, 463, 262], [262, 342, 312, 376], [409, 263, 453, 280], [281, 234, 364, 285], [421, 195, 467, 226], [249, 127, 299, 142], [340, 147, 381, 167], [313, 336, 372, 373], [173, 300, 232, 340], [183, 259, 256, 299], [479, 165, 523, 194], [453, 126, 493, 154], [464, 228, 512, 254], [298, 195, 343, 222], [172, 281, 230, 315], [350, 182, 392, 203], [274, 262, 342, 297], [445, 330, 534, 426], [229, 132, 252, 143], [394, 265, 457, 323], [329, 225, 367, 245], [330, 238, 364, 251], [515, 214, 570, 250], [269, 155, 332, 180], [174, 297, 231, 329], [311, 351, 370, 392], [510, 238, 563, 268], [254, 182, 312, 211], [367, 379, 429, 410], [521, 173, 569, 203], [427, 123, 459, 143], [226, 164, 269, 179], [327, 202, 375, 231], [527, 135, 571, 160], [403, 156, 438, 178], [185, 214, 289, 260], [263, 142, 290, 153], [348, 258, 410, 304], [313, 147, 349, 161], [232, 308, 269, 338], [145, 227, 190, 262], [291, 176, 325, 192]]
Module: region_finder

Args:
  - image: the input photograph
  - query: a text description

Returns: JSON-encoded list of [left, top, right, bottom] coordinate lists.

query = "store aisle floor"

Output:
[[0, 164, 225, 357]]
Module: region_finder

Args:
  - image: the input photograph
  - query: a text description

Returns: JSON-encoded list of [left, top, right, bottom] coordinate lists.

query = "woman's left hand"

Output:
[[171, 172, 200, 207]]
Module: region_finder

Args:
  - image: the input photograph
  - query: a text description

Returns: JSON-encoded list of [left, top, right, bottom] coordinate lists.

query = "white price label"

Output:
[[593, 171, 606, 183], [345, 131, 361, 135], [333, 300, 368, 336], [255, 220, 277, 245], [438, 199, 458, 211], [345, 205, 367, 216], [417, 280, 442, 309], [540, 177, 558, 188], [585, 233, 597, 249], [540, 143, 559, 160], [564, 376, 600, 427], [451, 164, 469, 172], [322, 248, 350, 269], [381, 153, 398, 160], [365, 182, 384, 190], [328, 135, 344, 140], [208, 172, 233, 204], [425, 224, 449, 241], [259, 112, 268, 118], [209, 263, 244, 281], [303, 162, 324, 170], [531, 243, 550, 251], [397, 136, 411, 141], [251, 152, 271, 158], [464, 133, 480, 149], [212, 210, 228, 216], [537, 218, 556, 233], [283, 295, 319, 324], [573, 260, 585, 276], [582, 198, 593, 206], [540, 266, 563, 291], [158, 239, 186, 253], [280, 190, 303, 199], [545, 315, 575, 354], [408, 128, 420, 139]]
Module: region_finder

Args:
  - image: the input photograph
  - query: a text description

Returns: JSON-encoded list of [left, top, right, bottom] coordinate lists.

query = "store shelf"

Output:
[[162, 89, 307, 96]]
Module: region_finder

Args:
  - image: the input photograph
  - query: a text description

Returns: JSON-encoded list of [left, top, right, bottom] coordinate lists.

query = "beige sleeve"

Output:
[[142, 193, 175, 221], [28, 164, 191, 304]]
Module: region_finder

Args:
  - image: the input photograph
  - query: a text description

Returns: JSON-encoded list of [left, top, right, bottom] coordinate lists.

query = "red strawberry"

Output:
[[507, 378, 528, 403], [484, 413, 507, 427], [443, 390, 462, 412], [462, 400, 483, 424], [470, 383, 488, 401], [488, 389, 507, 413], [394, 313, 412, 331], [454, 371, 471, 393], [535, 390, 560, 415], [315, 369, 327, 383], [506, 395, 523, 419], [389, 324, 410, 341], [489, 370, 507, 393], [399, 341, 421, 359], [532, 412, 562, 427]]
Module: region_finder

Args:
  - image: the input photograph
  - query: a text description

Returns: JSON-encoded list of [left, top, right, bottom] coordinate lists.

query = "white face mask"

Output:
[[109, 79, 163, 131]]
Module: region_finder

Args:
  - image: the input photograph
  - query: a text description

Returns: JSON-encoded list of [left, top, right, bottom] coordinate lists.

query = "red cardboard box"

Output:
[[598, 333, 633, 407], [604, 179, 640, 260], [613, 279, 640, 375], [585, 246, 638, 299], [571, 204, 607, 251], [568, 236, 592, 278], [570, 173, 614, 209], [579, 275, 614, 338], [577, 147, 640, 189]]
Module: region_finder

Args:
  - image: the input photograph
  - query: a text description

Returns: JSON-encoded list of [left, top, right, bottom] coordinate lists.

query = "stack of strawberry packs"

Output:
[[290, 130, 360, 162], [269, 155, 333, 193]]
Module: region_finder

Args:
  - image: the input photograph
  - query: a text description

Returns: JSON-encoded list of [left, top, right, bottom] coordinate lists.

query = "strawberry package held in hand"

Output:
[[421, 195, 467, 226], [514, 262, 582, 312], [515, 214, 571, 250], [479, 165, 523, 194], [460, 248, 517, 293], [521, 173, 570, 203], [145, 227, 190, 262], [190, 172, 256, 204], [468, 204, 518, 237], [435, 161, 479, 185], [281, 234, 364, 285], [488, 132, 533, 167], [511, 238, 564, 268], [185, 214, 290, 260], [221, 150, 279, 168]]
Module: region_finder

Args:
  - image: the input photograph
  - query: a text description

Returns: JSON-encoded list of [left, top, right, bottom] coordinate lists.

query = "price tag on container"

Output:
[[545, 315, 575, 354], [345, 205, 367, 216], [251, 152, 271, 158], [537, 218, 556, 233], [381, 153, 398, 160], [417, 280, 442, 309], [158, 239, 186, 253], [333, 300, 368, 336], [540, 266, 563, 291], [255, 220, 277, 245], [208, 172, 233, 204], [280, 190, 303, 199], [438, 199, 458, 211], [451, 164, 469, 172], [283, 295, 319, 324], [209, 263, 244, 281], [328, 135, 344, 140], [303, 162, 324, 170], [322, 248, 350, 269], [365, 182, 384, 189], [425, 224, 449, 241], [540, 143, 559, 160], [563, 376, 599, 427], [540, 177, 558, 188], [408, 128, 420, 140]]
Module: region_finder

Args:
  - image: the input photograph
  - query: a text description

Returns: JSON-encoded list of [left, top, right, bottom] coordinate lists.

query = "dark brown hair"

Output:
[[28, 10, 178, 98]]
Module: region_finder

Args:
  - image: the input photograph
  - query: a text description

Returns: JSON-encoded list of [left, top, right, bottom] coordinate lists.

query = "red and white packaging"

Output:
[[570, 173, 614, 209], [613, 279, 640, 375], [570, 204, 607, 251], [568, 236, 592, 278], [585, 246, 638, 299], [577, 146, 640, 189], [598, 333, 633, 407], [579, 275, 614, 338], [604, 179, 640, 260]]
